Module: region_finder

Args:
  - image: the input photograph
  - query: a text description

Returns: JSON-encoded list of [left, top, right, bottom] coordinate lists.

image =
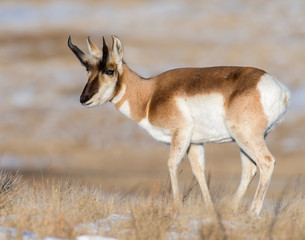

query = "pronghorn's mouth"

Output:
[[82, 101, 96, 107], [83, 101, 93, 106]]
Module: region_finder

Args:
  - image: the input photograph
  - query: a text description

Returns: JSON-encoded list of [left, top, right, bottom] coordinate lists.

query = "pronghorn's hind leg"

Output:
[[227, 92, 274, 215], [187, 144, 213, 207], [249, 145, 275, 215], [232, 149, 257, 210], [235, 136, 274, 216]]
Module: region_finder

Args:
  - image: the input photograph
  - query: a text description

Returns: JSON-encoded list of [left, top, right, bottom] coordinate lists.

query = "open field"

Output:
[[0, 0, 304, 239], [0, 172, 304, 239]]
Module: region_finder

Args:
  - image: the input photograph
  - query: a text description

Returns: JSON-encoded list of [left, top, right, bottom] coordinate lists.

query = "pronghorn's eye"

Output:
[[105, 69, 115, 76]]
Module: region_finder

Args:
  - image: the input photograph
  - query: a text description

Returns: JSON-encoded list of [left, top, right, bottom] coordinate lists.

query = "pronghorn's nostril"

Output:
[[80, 94, 90, 104]]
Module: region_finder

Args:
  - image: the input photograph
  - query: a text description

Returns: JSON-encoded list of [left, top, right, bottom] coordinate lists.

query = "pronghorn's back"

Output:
[[68, 35, 290, 216], [152, 66, 265, 100]]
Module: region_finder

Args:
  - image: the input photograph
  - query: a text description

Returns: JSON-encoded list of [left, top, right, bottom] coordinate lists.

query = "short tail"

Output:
[[264, 77, 291, 136], [278, 81, 291, 121]]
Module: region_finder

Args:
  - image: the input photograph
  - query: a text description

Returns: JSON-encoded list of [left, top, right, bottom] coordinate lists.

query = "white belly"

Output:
[[138, 94, 233, 144], [185, 94, 233, 144]]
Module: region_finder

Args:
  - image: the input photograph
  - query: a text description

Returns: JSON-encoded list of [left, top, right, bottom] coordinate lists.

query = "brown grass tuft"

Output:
[[0, 171, 21, 211], [3, 177, 122, 239]]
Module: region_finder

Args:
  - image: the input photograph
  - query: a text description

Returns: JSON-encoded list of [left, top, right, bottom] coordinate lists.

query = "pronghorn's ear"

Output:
[[86, 36, 101, 56], [111, 35, 123, 64]]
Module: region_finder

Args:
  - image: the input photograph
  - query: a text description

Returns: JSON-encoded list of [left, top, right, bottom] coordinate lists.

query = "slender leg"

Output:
[[226, 92, 275, 215], [233, 149, 257, 208], [187, 144, 213, 206], [234, 137, 275, 216], [168, 128, 192, 202], [248, 144, 275, 215]]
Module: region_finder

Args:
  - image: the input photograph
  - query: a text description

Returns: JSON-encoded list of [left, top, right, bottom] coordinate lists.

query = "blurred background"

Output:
[[0, 0, 304, 195]]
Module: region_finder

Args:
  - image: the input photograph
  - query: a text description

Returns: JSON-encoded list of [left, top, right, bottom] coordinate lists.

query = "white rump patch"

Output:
[[257, 74, 290, 132]]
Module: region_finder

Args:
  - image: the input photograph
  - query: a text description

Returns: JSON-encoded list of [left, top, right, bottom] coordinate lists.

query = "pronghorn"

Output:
[[68, 35, 290, 215]]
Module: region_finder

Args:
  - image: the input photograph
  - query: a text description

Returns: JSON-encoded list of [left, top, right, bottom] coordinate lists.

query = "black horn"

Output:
[[102, 37, 109, 60], [68, 35, 88, 66], [99, 37, 109, 71]]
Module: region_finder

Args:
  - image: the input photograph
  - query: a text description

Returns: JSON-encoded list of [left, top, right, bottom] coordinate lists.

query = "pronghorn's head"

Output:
[[68, 35, 124, 107]]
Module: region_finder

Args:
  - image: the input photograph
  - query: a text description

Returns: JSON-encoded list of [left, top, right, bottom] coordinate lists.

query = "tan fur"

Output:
[[112, 64, 266, 129], [113, 65, 155, 122]]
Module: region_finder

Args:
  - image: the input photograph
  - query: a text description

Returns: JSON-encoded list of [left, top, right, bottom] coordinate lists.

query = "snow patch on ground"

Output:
[[0, 213, 252, 240], [0, 226, 17, 239], [76, 236, 117, 240], [168, 215, 248, 240], [75, 214, 131, 235], [44, 238, 69, 240]]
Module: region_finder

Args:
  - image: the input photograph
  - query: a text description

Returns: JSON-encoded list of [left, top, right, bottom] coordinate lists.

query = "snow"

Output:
[[0, 213, 252, 240], [0, 226, 17, 239], [0, 214, 126, 240], [0, 226, 37, 240], [43, 238, 68, 240], [75, 214, 131, 234], [22, 231, 37, 240], [168, 215, 247, 240], [76, 236, 117, 240], [0, 225, 117, 240]]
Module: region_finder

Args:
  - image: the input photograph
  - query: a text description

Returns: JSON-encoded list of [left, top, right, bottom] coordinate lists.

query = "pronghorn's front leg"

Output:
[[233, 150, 257, 209], [187, 144, 213, 207], [168, 127, 193, 202]]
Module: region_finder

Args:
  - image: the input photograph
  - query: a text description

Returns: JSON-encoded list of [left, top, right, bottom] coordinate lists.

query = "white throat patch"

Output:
[[119, 100, 131, 118], [111, 84, 126, 104]]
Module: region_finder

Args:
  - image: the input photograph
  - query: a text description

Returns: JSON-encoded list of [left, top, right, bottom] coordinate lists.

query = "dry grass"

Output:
[[0, 172, 21, 211], [0, 174, 122, 239], [0, 172, 303, 239]]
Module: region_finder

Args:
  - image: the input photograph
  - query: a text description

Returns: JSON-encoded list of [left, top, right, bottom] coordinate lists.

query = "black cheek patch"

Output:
[[88, 75, 100, 93], [80, 75, 100, 104]]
